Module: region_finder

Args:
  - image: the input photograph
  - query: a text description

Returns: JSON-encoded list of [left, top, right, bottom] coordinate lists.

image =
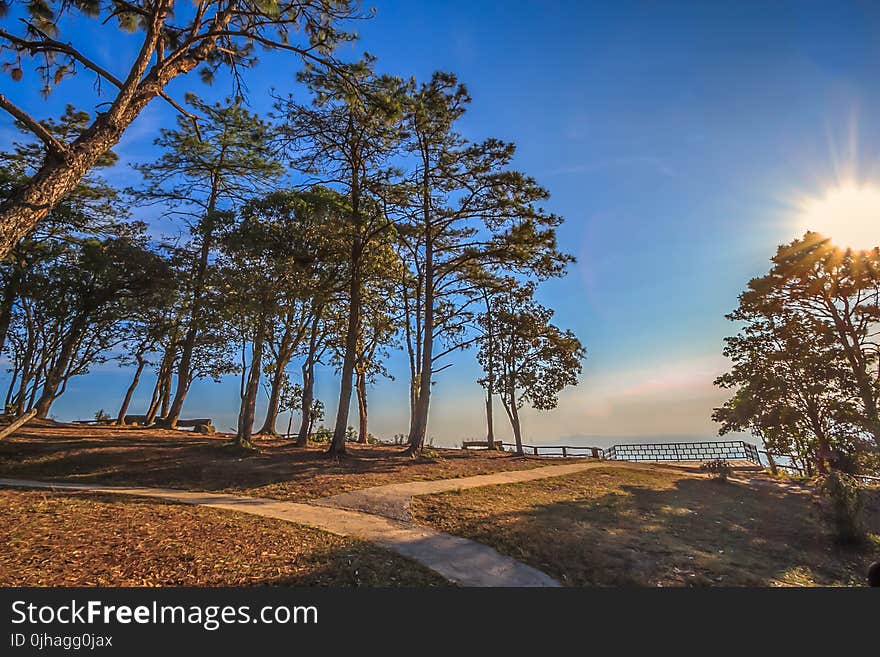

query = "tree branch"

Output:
[[0, 94, 68, 154]]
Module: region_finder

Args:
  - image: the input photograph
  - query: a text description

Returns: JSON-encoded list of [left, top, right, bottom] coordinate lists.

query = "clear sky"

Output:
[[4, 1, 880, 446]]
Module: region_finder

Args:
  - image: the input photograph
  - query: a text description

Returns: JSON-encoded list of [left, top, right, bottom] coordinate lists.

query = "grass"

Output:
[[0, 423, 552, 501], [411, 464, 880, 586], [0, 489, 447, 586]]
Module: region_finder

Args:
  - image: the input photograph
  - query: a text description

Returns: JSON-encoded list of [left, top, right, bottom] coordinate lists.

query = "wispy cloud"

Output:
[[542, 155, 677, 178]]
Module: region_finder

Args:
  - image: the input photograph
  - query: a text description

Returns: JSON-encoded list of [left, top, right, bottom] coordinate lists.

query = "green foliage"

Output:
[[2, 2, 360, 95], [311, 426, 333, 443], [714, 233, 880, 475], [478, 283, 585, 412], [134, 95, 282, 217], [93, 409, 110, 423], [819, 471, 866, 543]]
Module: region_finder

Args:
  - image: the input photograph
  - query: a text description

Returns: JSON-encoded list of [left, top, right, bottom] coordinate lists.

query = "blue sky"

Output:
[[4, 1, 880, 446]]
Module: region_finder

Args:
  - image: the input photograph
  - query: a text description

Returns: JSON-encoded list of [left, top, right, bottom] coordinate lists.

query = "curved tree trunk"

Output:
[[501, 377, 524, 455], [0, 2, 212, 261], [13, 302, 37, 415], [504, 401, 524, 455], [257, 313, 302, 436], [0, 259, 24, 356], [159, 372, 172, 420], [145, 378, 162, 425], [257, 358, 286, 436], [116, 355, 148, 426], [165, 208, 216, 429], [33, 316, 87, 418]]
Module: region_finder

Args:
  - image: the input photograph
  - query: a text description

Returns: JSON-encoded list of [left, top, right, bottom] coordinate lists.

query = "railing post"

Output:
[[562, 446, 567, 458], [591, 447, 599, 459], [533, 446, 539, 456]]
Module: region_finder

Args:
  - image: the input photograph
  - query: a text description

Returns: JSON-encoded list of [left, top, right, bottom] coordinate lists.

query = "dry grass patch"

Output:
[[0, 424, 551, 501], [411, 464, 880, 587], [0, 489, 447, 586]]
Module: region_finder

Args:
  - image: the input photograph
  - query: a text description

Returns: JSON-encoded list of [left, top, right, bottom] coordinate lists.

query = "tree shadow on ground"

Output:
[[0, 425, 540, 500], [421, 474, 880, 586]]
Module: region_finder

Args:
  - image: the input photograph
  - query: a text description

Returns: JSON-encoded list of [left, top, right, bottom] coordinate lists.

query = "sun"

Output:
[[797, 183, 880, 251]]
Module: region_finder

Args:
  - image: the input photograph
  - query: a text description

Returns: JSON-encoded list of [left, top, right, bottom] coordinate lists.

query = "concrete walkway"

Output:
[[314, 459, 615, 520], [0, 476, 560, 587]]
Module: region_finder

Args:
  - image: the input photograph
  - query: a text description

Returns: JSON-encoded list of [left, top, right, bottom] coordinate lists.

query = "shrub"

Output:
[[94, 409, 111, 424], [819, 471, 866, 543], [700, 459, 732, 481], [310, 426, 333, 443]]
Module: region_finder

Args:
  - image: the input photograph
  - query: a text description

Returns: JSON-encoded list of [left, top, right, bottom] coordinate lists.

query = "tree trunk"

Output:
[[257, 314, 301, 436], [236, 308, 268, 449], [159, 371, 172, 419], [406, 235, 434, 456], [13, 302, 37, 415], [297, 360, 314, 447], [356, 368, 368, 443], [0, 408, 37, 441], [510, 403, 523, 455], [485, 389, 496, 449], [501, 379, 524, 455], [483, 291, 497, 449], [257, 357, 286, 436], [296, 310, 322, 446], [165, 209, 216, 429], [145, 348, 173, 426], [32, 316, 87, 418], [0, 148, 108, 261], [0, 259, 24, 355], [5, 360, 19, 413], [116, 355, 147, 426], [329, 242, 362, 456], [0, 2, 203, 261], [814, 429, 830, 475], [824, 303, 880, 446]]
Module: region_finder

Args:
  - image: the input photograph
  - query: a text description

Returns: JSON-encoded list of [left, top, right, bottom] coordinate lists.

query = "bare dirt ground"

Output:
[[0, 488, 446, 586], [411, 464, 880, 587], [0, 422, 552, 501]]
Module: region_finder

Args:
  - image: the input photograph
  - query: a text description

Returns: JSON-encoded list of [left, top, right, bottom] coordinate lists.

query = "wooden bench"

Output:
[[462, 440, 494, 450], [123, 416, 215, 433]]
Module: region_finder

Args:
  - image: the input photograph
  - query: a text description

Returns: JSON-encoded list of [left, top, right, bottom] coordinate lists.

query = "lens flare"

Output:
[[797, 183, 880, 250]]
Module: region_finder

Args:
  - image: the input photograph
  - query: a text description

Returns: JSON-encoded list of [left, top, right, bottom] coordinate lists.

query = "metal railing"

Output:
[[495, 443, 604, 458], [496, 439, 762, 465], [604, 440, 761, 465]]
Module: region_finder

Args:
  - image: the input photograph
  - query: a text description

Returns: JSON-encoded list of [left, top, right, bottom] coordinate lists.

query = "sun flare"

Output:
[[797, 184, 880, 251]]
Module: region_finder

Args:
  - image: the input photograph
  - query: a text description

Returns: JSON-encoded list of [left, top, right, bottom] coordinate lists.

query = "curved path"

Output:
[[0, 469, 598, 587], [314, 459, 617, 520], [0, 460, 709, 586]]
